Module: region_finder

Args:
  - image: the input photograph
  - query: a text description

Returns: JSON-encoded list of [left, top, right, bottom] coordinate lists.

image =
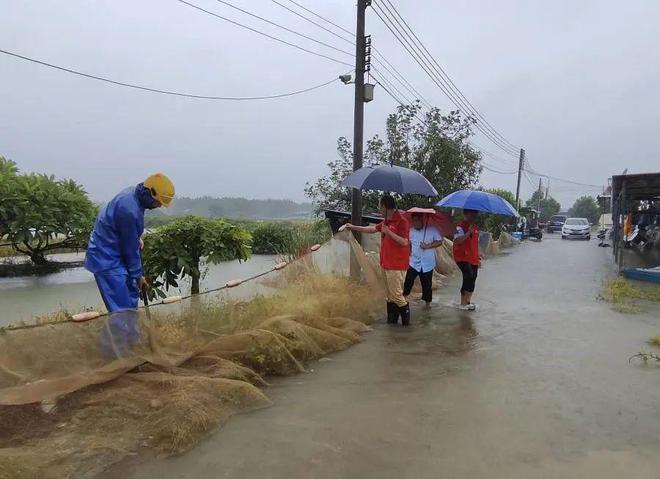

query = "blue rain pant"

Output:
[[95, 273, 141, 359]]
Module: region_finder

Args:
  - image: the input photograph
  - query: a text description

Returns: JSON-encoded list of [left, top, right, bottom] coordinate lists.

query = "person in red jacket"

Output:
[[343, 194, 411, 325], [453, 209, 481, 311]]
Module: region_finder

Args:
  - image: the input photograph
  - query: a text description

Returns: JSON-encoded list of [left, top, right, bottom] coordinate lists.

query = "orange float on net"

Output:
[[274, 261, 288, 270], [162, 295, 183, 304], [225, 279, 243, 288], [72, 311, 101, 322], [310, 244, 321, 252]]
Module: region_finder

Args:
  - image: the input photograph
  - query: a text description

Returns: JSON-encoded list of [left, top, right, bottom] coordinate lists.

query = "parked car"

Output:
[[561, 218, 591, 240], [546, 215, 567, 233]]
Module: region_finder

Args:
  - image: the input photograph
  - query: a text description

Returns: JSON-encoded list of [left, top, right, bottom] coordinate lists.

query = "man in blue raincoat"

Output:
[[84, 173, 175, 358]]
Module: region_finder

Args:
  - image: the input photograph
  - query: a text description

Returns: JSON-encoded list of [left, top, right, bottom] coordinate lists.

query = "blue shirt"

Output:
[[84, 183, 156, 279], [409, 225, 442, 273]]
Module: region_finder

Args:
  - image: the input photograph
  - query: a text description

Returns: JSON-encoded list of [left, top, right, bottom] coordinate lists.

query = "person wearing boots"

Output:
[[342, 194, 411, 325]]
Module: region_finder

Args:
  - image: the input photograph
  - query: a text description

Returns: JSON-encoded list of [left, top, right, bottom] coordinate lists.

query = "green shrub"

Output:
[[143, 216, 251, 296], [251, 223, 294, 255], [251, 221, 331, 256]]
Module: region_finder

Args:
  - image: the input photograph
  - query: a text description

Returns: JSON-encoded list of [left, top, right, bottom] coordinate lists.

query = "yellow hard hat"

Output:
[[144, 173, 175, 207]]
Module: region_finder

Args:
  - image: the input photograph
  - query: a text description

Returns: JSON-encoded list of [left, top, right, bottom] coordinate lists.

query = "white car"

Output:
[[562, 218, 591, 240]]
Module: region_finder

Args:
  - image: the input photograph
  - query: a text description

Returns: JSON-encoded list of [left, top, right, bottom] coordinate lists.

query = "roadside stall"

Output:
[[611, 172, 660, 280]]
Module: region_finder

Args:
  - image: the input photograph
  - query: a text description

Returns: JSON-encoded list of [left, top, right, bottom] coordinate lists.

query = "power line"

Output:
[[277, 0, 354, 38], [482, 162, 517, 175], [378, 0, 518, 153], [211, 0, 353, 58], [467, 142, 518, 167], [523, 166, 602, 188], [372, 1, 520, 156], [270, 0, 433, 109], [175, 0, 353, 67], [271, 0, 354, 45], [480, 148, 518, 166], [372, 56, 433, 110], [371, 65, 415, 106], [212, 0, 432, 111], [370, 74, 428, 126], [522, 170, 536, 188], [0, 48, 344, 101], [373, 0, 518, 156], [275, 0, 521, 188]]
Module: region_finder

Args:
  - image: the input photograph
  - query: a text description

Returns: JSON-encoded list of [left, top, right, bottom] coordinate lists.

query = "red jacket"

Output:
[[375, 211, 410, 270], [453, 220, 480, 266]]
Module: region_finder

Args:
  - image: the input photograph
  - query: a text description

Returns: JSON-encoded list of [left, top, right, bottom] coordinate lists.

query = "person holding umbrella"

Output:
[[436, 190, 519, 311], [402, 210, 445, 306], [343, 194, 411, 325], [453, 209, 481, 310], [340, 163, 438, 325]]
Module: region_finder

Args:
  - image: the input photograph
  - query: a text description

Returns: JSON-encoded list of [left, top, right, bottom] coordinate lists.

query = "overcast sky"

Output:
[[1, 0, 659, 209]]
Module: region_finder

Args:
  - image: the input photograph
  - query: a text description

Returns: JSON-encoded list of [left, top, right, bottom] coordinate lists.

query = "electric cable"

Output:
[[0, 48, 345, 101], [176, 0, 353, 67], [372, 0, 519, 156], [379, 0, 519, 152]]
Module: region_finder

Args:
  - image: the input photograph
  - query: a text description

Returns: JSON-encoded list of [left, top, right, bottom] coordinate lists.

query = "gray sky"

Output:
[[1, 0, 659, 210]]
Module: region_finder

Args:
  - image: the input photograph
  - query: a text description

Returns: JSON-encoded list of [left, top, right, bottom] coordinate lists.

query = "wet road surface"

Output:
[[102, 236, 660, 479]]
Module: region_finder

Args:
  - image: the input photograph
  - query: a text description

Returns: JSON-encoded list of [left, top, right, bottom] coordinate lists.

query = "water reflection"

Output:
[[383, 305, 479, 357]]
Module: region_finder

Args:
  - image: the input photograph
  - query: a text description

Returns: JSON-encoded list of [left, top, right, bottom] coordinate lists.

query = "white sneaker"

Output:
[[458, 304, 471, 311], [467, 303, 477, 311]]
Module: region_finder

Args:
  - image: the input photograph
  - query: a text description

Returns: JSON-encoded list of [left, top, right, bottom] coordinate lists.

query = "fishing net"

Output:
[[498, 231, 519, 248], [0, 233, 384, 479], [435, 239, 460, 276]]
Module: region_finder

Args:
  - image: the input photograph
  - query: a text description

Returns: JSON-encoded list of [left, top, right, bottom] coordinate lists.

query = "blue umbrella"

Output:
[[341, 165, 438, 196], [436, 190, 519, 217]]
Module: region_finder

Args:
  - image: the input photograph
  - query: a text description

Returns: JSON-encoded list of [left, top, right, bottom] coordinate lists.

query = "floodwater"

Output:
[[0, 253, 279, 327], [102, 235, 660, 479], [0, 240, 350, 327]]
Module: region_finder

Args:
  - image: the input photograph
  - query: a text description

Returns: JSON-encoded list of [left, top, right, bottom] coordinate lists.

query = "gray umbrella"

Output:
[[341, 165, 438, 196]]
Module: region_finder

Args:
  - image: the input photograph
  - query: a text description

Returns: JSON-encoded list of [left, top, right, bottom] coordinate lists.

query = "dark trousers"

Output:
[[456, 262, 478, 293], [403, 267, 434, 303]]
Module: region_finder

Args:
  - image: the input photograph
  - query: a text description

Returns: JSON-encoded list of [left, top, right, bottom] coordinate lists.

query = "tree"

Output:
[[0, 157, 19, 238], [142, 216, 251, 297], [0, 158, 97, 265], [569, 195, 600, 224], [525, 190, 561, 222], [305, 104, 482, 213]]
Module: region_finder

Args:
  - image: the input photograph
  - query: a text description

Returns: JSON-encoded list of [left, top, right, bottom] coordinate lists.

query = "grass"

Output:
[[600, 277, 660, 314], [602, 278, 660, 358], [629, 351, 660, 364]]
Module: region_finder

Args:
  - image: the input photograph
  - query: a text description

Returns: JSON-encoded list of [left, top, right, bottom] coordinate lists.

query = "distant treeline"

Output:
[[147, 196, 313, 222]]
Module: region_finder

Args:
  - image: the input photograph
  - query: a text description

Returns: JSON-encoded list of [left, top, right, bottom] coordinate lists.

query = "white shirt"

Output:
[[409, 225, 442, 273]]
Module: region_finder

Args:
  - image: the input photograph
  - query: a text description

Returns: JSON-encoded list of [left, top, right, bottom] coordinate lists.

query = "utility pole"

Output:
[[351, 0, 369, 238], [514, 148, 525, 209], [536, 177, 542, 212]]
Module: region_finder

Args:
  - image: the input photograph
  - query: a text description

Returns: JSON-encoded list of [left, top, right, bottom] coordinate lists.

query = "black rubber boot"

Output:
[[399, 303, 411, 326], [386, 302, 399, 324]]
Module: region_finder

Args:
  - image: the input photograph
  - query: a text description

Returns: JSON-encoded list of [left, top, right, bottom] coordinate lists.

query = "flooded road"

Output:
[[104, 236, 660, 478], [0, 254, 279, 327]]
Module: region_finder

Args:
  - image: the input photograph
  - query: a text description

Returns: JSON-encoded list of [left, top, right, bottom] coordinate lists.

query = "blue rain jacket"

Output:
[[84, 183, 157, 280]]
